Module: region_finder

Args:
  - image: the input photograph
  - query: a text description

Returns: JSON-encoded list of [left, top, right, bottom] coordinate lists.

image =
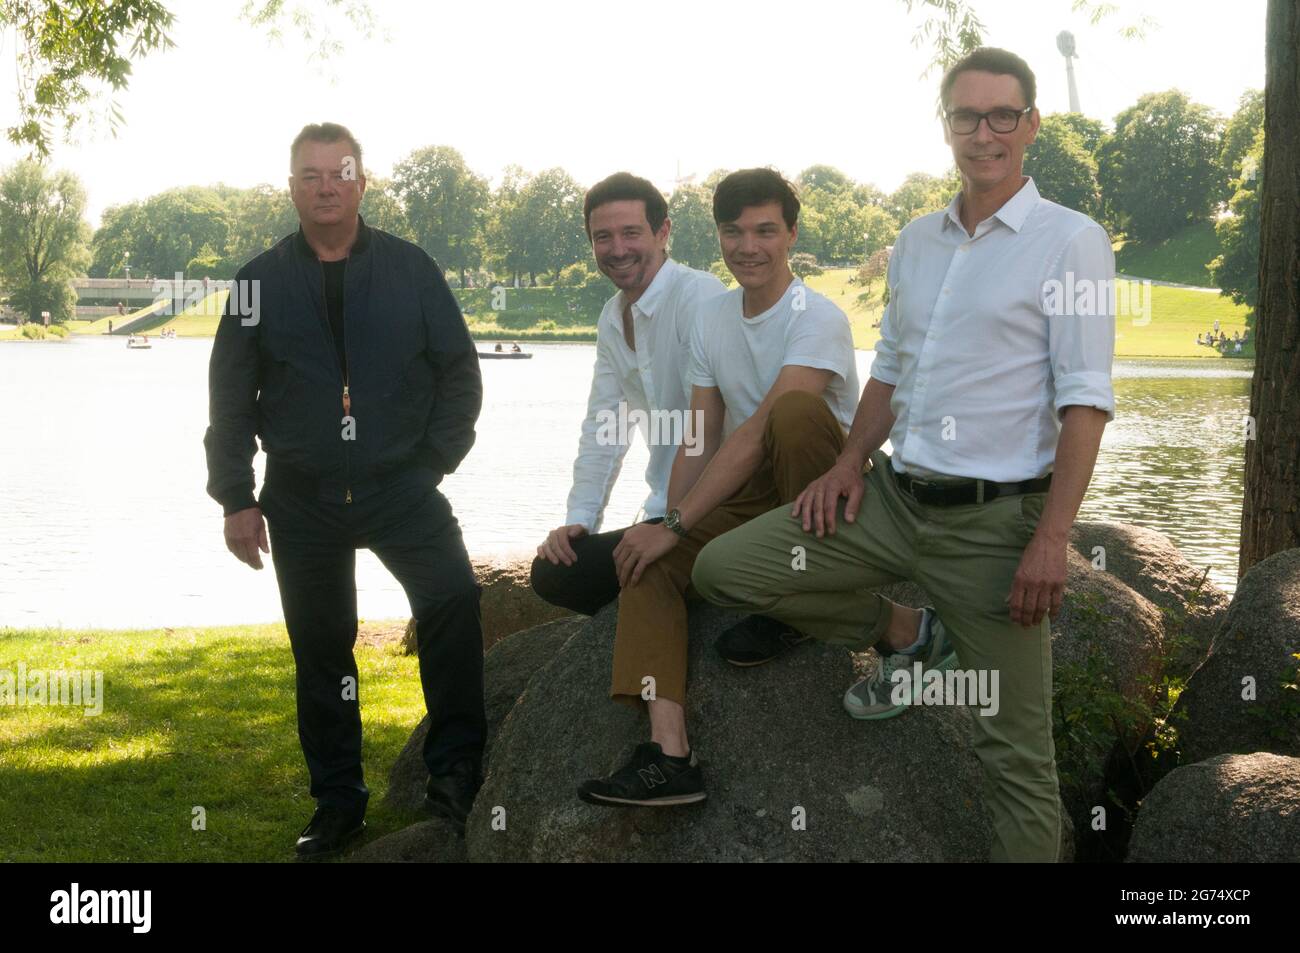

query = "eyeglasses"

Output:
[[944, 106, 1033, 135]]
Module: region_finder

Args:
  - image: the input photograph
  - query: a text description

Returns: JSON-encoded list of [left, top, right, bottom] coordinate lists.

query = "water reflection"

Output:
[[0, 339, 1249, 629]]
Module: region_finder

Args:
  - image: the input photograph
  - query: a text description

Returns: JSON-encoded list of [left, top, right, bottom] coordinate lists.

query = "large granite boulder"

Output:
[[1172, 548, 1300, 765], [1127, 752, 1300, 862], [467, 602, 1017, 862], [1069, 521, 1229, 670], [401, 556, 573, 655], [345, 819, 467, 863], [385, 615, 584, 812]]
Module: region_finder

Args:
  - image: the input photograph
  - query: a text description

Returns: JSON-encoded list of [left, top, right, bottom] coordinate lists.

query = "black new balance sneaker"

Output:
[[577, 742, 706, 807], [716, 615, 810, 667]]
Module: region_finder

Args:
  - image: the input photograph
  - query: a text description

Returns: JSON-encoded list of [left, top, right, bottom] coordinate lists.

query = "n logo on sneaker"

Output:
[[636, 764, 668, 788]]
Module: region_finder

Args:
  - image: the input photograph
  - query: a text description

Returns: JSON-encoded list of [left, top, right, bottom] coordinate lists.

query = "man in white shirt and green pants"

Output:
[[692, 48, 1116, 862]]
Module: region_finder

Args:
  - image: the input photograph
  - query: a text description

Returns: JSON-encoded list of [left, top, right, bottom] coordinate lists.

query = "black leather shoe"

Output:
[[716, 615, 810, 667], [424, 759, 483, 834], [295, 805, 366, 860]]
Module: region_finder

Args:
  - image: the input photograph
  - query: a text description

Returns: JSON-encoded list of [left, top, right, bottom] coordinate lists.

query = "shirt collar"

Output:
[[626, 258, 679, 318], [294, 214, 371, 259], [942, 176, 1040, 235]]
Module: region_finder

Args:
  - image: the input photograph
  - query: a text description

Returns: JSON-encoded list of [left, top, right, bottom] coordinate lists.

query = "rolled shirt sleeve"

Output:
[[868, 238, 903, 387], [564, 329, 632, 532], [1045, 223, 1116, 422]]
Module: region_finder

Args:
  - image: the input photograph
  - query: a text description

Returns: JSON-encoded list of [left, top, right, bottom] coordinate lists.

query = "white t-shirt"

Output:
[[687, 278, 860, 436]]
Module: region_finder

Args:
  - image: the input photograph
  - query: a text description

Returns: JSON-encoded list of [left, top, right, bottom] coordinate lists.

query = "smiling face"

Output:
[[588, 199, 670, 296], [289, 138, 367, 229], [943, 70, 1039, 193], [717, 201, 797, 291]]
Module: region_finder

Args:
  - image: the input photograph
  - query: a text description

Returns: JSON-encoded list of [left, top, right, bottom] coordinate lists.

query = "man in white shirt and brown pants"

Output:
[[693, 48, 1116, 862]]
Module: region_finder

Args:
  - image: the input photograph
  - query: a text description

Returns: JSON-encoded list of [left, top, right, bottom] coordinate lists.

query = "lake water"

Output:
[[0, 338, 1251, 630]]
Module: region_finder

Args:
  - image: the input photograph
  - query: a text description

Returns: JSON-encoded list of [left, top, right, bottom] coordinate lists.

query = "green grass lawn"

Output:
[[1113, 221, 1222, 287], [0, 622, 427, 862]]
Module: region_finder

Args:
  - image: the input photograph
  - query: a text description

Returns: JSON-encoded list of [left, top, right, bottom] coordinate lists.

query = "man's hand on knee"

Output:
[[538, 523, 587, 566], [791, 457, 866, 537], [224, 506, 269, 570]]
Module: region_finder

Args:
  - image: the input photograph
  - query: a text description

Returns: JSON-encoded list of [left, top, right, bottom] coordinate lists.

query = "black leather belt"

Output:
[[891, 466, 1051, 506]]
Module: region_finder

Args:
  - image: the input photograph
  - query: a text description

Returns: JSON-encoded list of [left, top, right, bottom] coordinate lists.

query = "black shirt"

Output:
[[322, 257, 348, 380]]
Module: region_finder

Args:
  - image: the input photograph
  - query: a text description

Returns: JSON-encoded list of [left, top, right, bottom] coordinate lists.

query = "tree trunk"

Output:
[[1240, 0, 1300, 575]]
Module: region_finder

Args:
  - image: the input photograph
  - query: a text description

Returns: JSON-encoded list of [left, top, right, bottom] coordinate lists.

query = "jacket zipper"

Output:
[[319, 258, 352, 504]]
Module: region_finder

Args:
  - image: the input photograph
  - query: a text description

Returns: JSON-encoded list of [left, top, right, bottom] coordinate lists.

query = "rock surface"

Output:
[[385, 615, 585, 813], [1127, 752, 1300, 862], [1173, 548, 1300, 765]]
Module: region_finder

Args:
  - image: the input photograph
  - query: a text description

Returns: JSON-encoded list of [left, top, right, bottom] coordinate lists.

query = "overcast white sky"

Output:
[[0, 0, 1267, 227]]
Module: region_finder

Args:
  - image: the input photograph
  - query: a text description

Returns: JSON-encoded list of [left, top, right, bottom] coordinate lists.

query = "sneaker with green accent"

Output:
[[843, 607, 958, 720]]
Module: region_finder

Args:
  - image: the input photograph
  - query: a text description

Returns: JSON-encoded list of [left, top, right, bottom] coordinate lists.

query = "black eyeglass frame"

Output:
[[943, 105, 1034, 135]]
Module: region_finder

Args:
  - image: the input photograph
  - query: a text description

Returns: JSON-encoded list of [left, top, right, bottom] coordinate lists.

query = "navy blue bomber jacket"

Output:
[[203, 215, 482, 515]]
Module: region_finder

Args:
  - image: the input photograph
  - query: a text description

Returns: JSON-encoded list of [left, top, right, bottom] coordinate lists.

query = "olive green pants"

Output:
[[691, 449, 1061, 863]]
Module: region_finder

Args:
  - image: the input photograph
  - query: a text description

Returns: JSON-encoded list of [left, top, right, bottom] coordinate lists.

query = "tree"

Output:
[[1219, 88, 1265, 189], [485, 165, 532, 287], [790, 252, 823, 278], [0, 160, 91, 323], [667, 184, 717, 270], [360, 176, 415, 243], [392, 146, 490, 287], [1, 1, 378, 156], [797, 164, 852, 194], [1240, 0, 1299, 572], [517, 168, 585, 285], [1025, 114, 1102, 220], [1210, 128, 1262, 315], [886, 170, 958, 229], [1096, 90, 1223, 243], [1052, 113, 1105, 158]]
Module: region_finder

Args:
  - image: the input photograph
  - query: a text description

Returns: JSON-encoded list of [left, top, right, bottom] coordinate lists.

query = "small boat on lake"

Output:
[[127, 335, 152, 350], [478, 344, 532, 360]]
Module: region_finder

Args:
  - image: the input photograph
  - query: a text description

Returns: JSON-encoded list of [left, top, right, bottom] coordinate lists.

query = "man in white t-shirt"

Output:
[[530, 173, 724, 616], [579, 168, 882, 809]]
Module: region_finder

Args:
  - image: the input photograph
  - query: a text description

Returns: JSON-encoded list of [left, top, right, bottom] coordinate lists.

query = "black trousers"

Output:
[[529, 518, 663, 616], [260, 475, 485, 814]]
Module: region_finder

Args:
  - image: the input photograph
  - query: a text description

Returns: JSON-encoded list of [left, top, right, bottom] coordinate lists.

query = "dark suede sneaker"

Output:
[[578, 742, 706, 807], [295, 805, 366, 860], [716, 615, 810, 667], [424, 759, 483, 834]]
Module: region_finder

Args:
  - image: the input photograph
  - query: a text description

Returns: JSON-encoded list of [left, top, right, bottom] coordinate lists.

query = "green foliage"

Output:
[[886, 170, 959, 230], [667, 185, 717, 270], [708, 259, 735, 287], [1, 0, 176, 156], [0, 160, 90, 322], [1218, 89, 1264, 197], [1025, 114, 1102, 220], [392, 145, 489, 283], [1243, 654, 1300, 746], [1097, 90, 1223, 243], [1210, 128, 1263, 316], [789, 252, 823, 278]]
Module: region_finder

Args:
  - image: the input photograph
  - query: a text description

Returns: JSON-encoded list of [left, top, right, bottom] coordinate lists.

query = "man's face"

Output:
[[588, 200, 670, 294], [289, 139, 367, 228], [943, 70, 1039, 191], [717, 201, 797, 290]]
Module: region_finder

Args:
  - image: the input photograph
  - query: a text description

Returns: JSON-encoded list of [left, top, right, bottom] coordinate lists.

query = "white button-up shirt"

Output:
[[564, 259, 725, 531], [870, 177, 1116, 483]]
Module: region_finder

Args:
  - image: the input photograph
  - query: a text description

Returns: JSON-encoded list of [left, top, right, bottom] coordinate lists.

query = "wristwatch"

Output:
[[663, 508, 690, 538]]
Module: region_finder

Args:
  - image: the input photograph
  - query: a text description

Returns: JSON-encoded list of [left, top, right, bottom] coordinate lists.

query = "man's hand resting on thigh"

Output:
[[791, 455, 868, 538], [224, 506, 269, 570], [1007, 529, 1067, 627], [613, 522, 679, 588], [538, 523, 588, 566]]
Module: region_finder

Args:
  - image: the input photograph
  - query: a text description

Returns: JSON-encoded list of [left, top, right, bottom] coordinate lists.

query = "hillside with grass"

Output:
[[1113, 221, 1223, 287]]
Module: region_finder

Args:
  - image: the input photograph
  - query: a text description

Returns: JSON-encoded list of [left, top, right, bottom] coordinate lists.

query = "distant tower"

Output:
[[1056, 31, 1081, 113]]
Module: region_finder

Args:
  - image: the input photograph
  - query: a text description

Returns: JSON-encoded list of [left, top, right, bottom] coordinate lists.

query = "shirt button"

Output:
[[944, 288, 952, 296]]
